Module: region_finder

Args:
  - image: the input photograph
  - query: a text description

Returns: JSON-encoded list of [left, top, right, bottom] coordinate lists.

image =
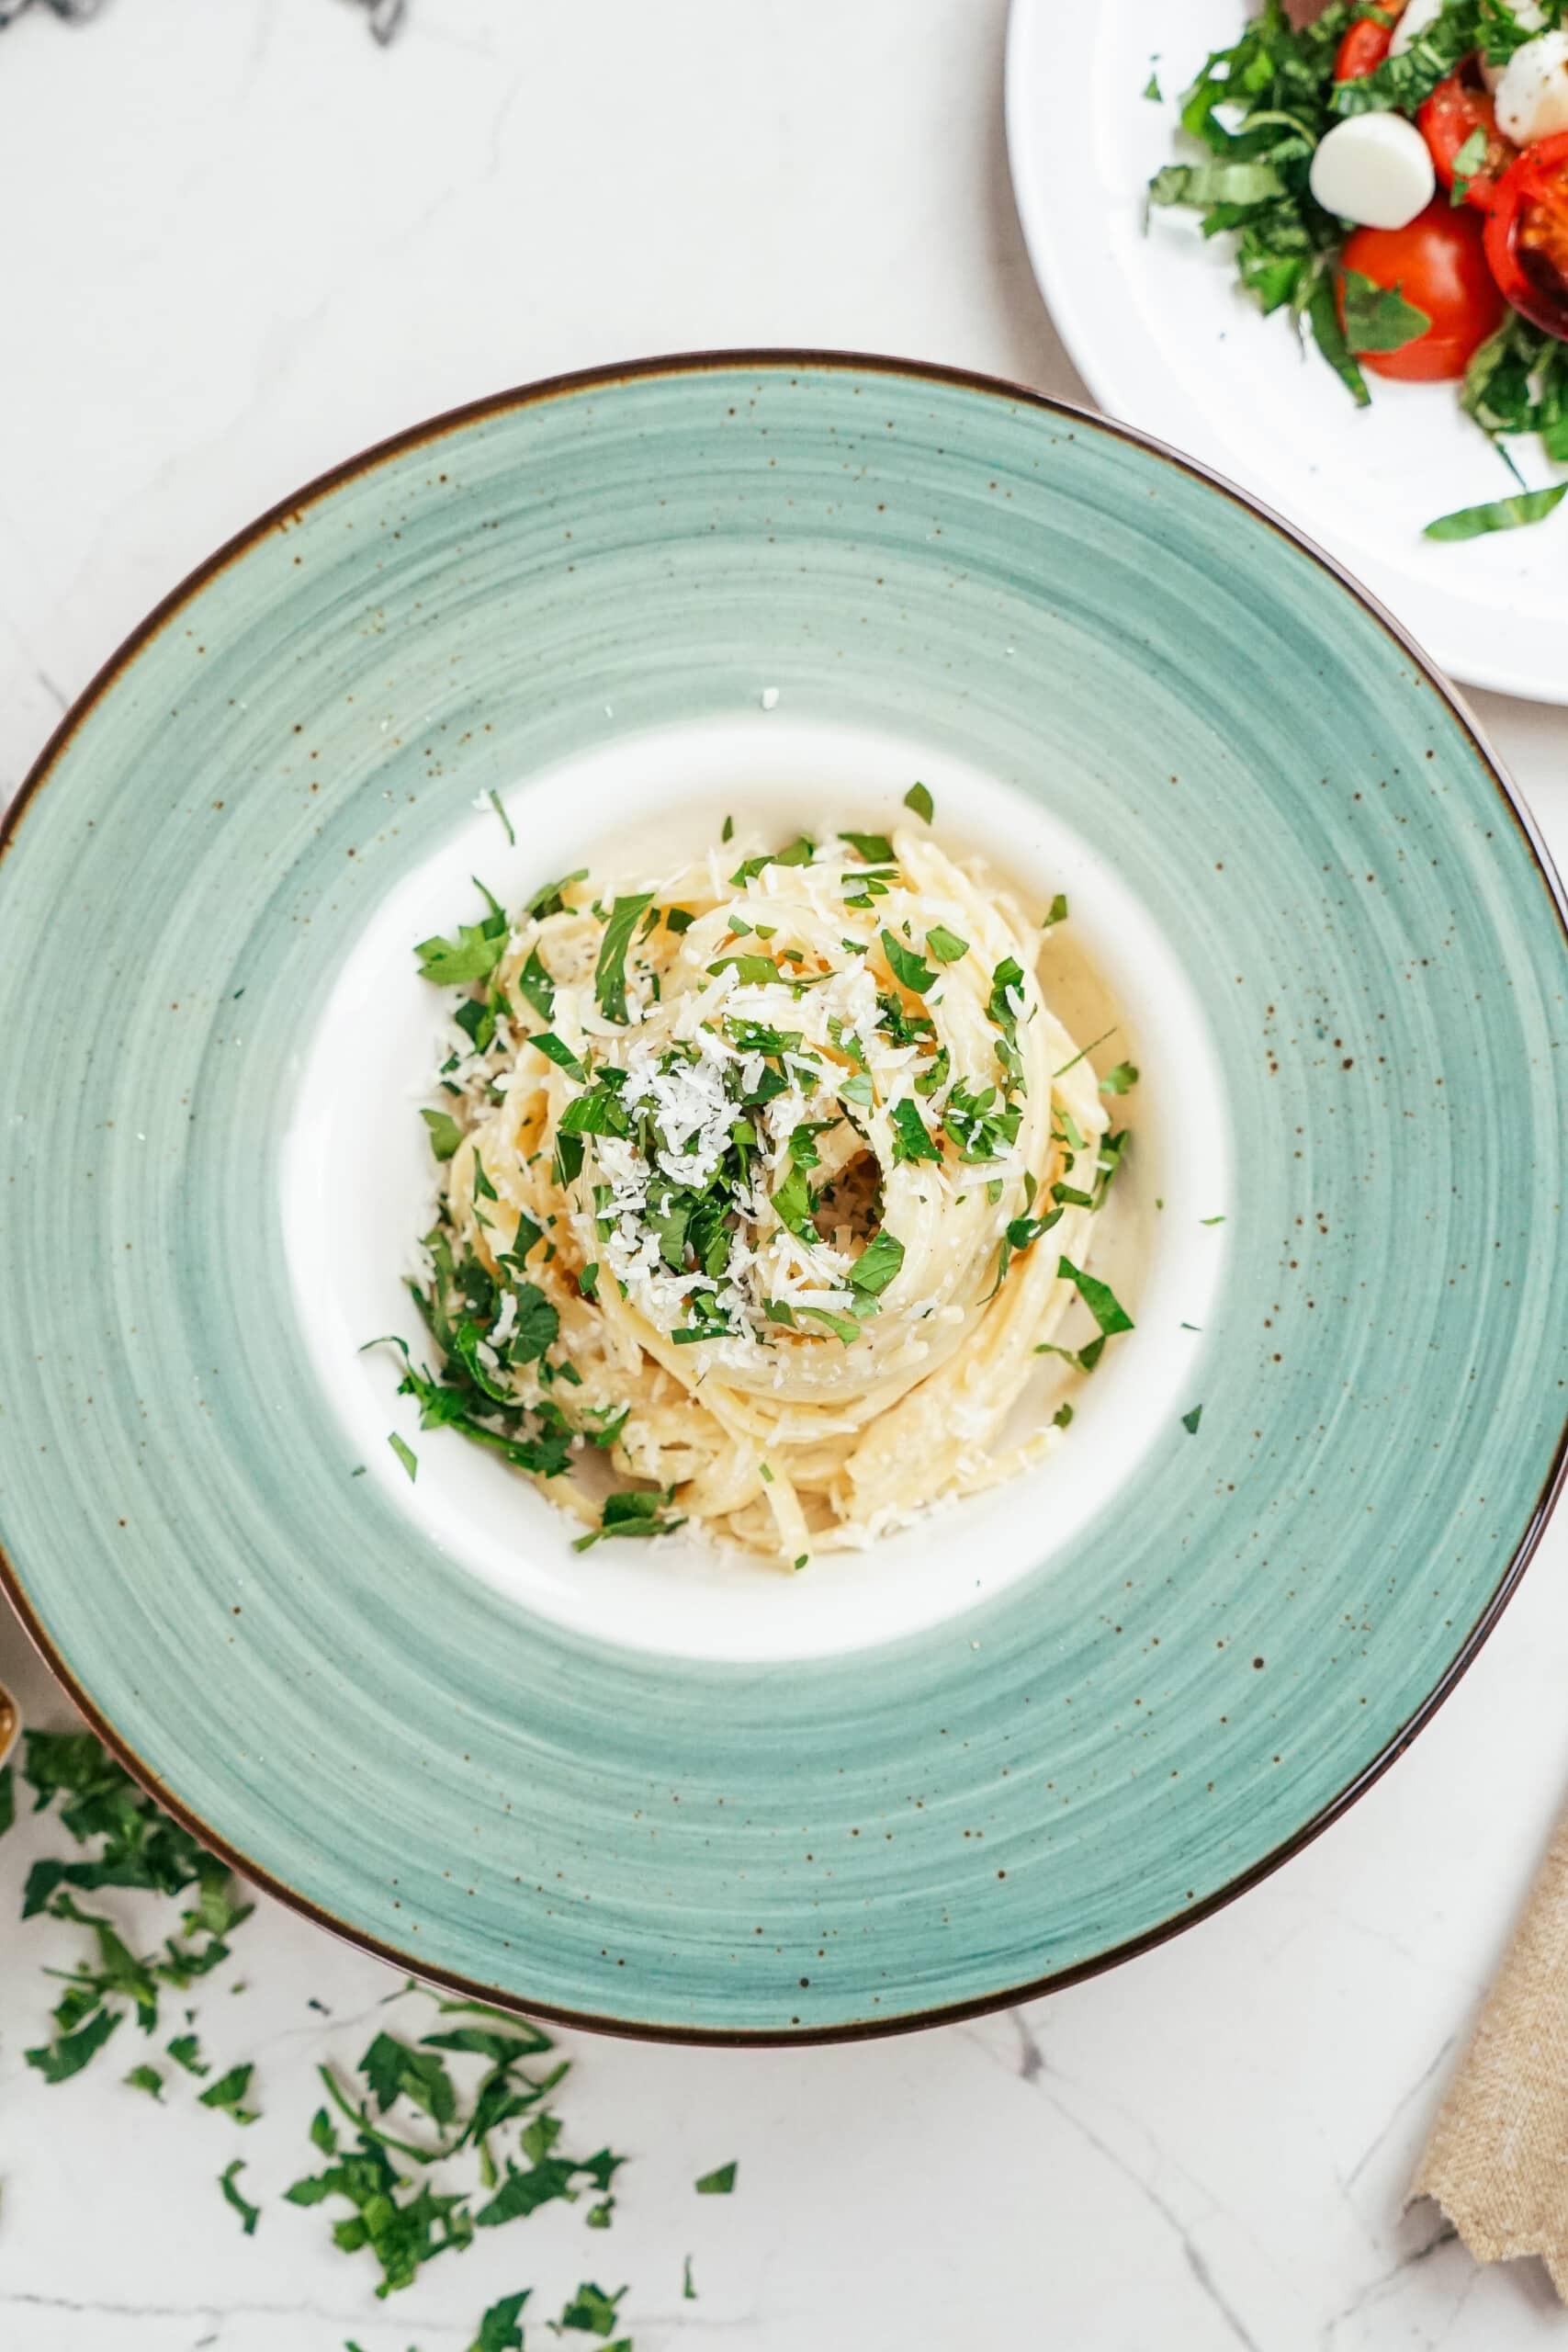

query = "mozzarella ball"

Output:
[[1310, 112, 1437, 229], [1495, 29, 1568, 143]]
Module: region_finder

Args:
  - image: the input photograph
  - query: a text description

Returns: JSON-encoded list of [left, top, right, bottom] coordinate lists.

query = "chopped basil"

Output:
[[925, 924, 968, 965], [1058, 1257, 1134, 1338], [1449, 124, 1489, 202], [1339, 270, 1431, 357], [388, 1432, 418, 1482], [881, 927, 937, 994], [1425, 484, 1568, 541], [421, 1108, 463, 1162], [903, 782, 934, 823], [594, 892, 655, 1023]]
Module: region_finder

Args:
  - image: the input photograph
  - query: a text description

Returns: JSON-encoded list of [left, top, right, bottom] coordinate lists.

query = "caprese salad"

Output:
[[1150, 0, 1568, 538]]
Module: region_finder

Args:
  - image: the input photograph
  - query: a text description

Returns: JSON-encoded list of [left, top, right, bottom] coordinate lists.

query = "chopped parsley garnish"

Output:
[[1058, 1258, 1134, 1338], [573, 1488, 685, 1552], [847, 1227, 905, 1297], [1043, 893, 1068, 927], [1053, 1400, 1075, 1428], [1100, 1062, 1138, 1096], [388, 1431, 418, 1482], [795, 1305, 862, 1343], [889, 1097, 941, 1166], [487, 789, 514, 845], [516, 948, 555, 1021], [721, 813, 734, 842], [664, 905, 695, 934], [525, 868, 589, 920], [729, 835, 814, 886], [708, 954, 784, 987], [876, 989, 935, 1047], [530, 1031, 587, 1079], [219, 2159, 260, 2236], [200, 2060, 260, 2125], [903, 782, 934, 823], [1181, 1404, 1204, 1435], [881, 928, 937, 994], [594, 891, 655, 1024], [473, 2290, 531, 2351], [1143, 68, 1161, 101], [925, 924, 968, 964], [943, 1081, 1021, 1163], [695, 2161, 739, 2195], [839, 830, 896, 863], [414, 900, 509, 987], [556, 2281, 627, 2336], [772, 1121, 831, 1238], [126, 2063, 164, 2098]]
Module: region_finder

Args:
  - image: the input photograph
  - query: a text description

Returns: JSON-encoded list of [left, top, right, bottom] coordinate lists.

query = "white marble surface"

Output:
[[2, 1, 1567, 2345]]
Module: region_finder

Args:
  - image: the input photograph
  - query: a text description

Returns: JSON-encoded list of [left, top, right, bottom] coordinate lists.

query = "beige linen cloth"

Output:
[[1412, 1802, 1568, 2294]]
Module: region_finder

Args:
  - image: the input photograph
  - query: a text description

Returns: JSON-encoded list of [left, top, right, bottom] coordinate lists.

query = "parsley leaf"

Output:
[[889, 1098, 941, 1166], [27, 2005, 121, 2084], [125, 2063, 164, 2098], [707, 954, 783, 987], [1100, 1061, 1139, 1095], [925, 924, 968, 965], [695, 2161, 738, 2194], [530, 1031, 587, 1079], [839, 830, 896, 863], [1058, 1257, 1134, 1337], [361, 2031, 458, 2130], [573, 1488, 684, 1553], [1181, 1404, 1204, 1435], [881, 928, 936, 994], [200, 2061, 260, 2126], [1043, 892, 1068, 927], [525, 868, 589, 920], [219, 2159, 260, 2236], [388, 1431, 418, 1483], [471, 2290, 531, 2352], [848, 1228, 905, 1297], [516, 947, 555, 1021], [594, 892, 655, 1023], [904, 782, 934, 823], [421, 1107, 463, 1162], [557, 2281, 628, 2336]]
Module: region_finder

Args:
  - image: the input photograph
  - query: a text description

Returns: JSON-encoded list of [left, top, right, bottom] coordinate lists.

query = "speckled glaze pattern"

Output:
[[1, 356, 1564, 2041]]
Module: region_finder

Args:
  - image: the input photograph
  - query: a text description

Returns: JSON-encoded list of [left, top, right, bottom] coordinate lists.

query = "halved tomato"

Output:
[[1335, 3, 1402, 82], [1485, 130, 1568, 342], [1418, 65, 1516, 212]]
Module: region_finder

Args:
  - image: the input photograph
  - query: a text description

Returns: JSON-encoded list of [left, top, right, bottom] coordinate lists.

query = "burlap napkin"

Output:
[[1411, 1803, 1568, 2295]]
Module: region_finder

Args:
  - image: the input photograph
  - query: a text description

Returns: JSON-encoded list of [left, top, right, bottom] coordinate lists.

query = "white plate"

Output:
[[1005, 0, 1568, 705]]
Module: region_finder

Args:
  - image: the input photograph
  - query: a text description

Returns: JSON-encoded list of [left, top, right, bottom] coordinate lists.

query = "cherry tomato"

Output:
[[1335, 4, 1401, 82], [1338, 201, 1507, 379], [1484, 130, 1568, 343], [1418, 65, 1516, 212]]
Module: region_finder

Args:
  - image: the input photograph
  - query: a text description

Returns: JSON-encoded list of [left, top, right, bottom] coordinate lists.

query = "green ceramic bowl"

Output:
[[2, 355, 1564, 2041]]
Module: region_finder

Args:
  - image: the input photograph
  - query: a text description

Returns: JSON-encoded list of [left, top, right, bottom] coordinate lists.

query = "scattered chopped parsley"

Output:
[[169, 2030, 209, 2075], [219, 2158, 260, 2236], [572, 1488, 685, 1552], [1143, 67, 1162, 101], [487, 790, 514, 846], [200, 2060, 260, 2125], [840, 830, 896, 863], [721, 813, 734, 842], [388, 1431, 418, 1483], [664, 905, 695, 934], [925, 923, 968, 965], [848, 1227, 906, 1296], [1058, 1257, 1134, 1338], [695, 2161, 739, 2195], [1053, 1401, 1074, 1429], [525, 869, 588, 920], [1100, 1062, 1139, 1096], [471, 2290, 531, 2352], [1181, 1404, 1204, 1435], [889, 1097, 941, 1166], [594, 892, 655, 1024], [708, 953, 784, 987], [881, 928, 937, 994], [903, 782, 934, 823], [556, 2281, 627, 2336], [531, 1030, 587, 1078], [1043, 893, 1068, 927], [684, 2253, 698, 2299], [516, 948, 555, 1021], [421, 1108, 464, 1162], [125, 2063, 164, 2098]]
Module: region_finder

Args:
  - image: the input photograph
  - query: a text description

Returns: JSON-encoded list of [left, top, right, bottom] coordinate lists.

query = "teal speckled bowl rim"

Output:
[[3, 349, 1565, 2048]]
